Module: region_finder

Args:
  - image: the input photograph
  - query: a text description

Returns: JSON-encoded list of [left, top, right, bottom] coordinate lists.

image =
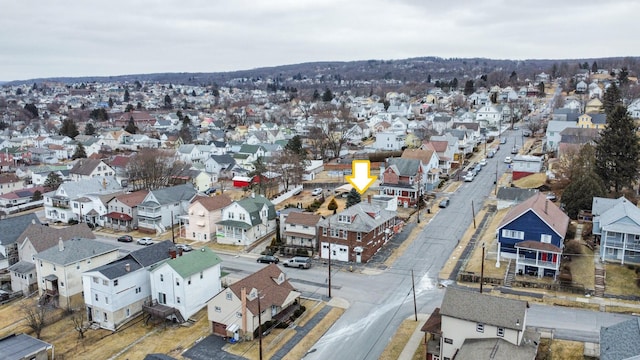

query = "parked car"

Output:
[[479, 158, 487, 166], [546, 192, 557, 202], [487, 150, 495, 158], [500, 137, 507, 144], [175, 243, 193, 252], [504, 156, 512, 164], [439, 198, 450, 208], [511, 146, 518, 154], [117, 235, 133, 242], [311, 188, 323, 196], [283, 257, 312, 269], [463, 172, 475, 182], [204, 187, 217, 195], [474, 164, 482, 174], [523, 129, 532, 137], [137, 237, 154, 246], [257, 255, 280, 264]]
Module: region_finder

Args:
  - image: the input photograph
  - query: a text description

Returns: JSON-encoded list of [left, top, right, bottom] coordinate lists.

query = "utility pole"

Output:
[[327, 219, 332, 298], [495, 162, 499, 195], [257, 294, 263, 360], [480, 243, 485, 293], [411, 269, 418, 321], [471, 200, 476, 229], [171, 210, 175, 243]]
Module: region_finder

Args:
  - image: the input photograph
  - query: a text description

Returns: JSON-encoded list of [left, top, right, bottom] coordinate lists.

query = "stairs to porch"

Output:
[[503, 259, 516, 288]]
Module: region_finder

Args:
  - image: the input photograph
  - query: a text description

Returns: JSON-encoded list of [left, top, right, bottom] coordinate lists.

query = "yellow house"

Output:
[[585, 98, 603, 114], [577, 113, 607, 129]]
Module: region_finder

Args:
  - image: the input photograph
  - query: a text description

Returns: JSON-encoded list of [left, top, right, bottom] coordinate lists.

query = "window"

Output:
[[200, 272, 203, 279], [502, 229, 524, 240], [126, 308, 130, 317], [135, 287, 141, 294], [322, 227, 327, 236], [95, 294, 99, 301], [102, 280, 108, 286], [226, 292, 232, 300], [476, 323, 484, 332], [105, 296, 109, 304], [444, 338, 453, 344], [357, 232, 362, 241], [239, 213, 245, 221], [160, 274, 164, 282], [114, 279, 118, 286], [215, 306, 221, 313], [93, 277, 98, 284], [60, 281, 64, 287], [541, 234, 552, 243], [497, 327, 505, 337], [76, 263, 80, 269], [236, 312, 242, 318], [176, 279, 180, 286], [53, 265, 56, 271], [177, 297, 181, 304], [188, 279, 192, 285]]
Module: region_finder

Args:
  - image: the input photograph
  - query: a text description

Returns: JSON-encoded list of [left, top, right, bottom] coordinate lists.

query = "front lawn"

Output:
[[605, 264, 640, 297]]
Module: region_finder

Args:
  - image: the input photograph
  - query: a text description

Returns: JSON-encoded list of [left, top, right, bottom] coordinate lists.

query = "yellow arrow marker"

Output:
[[345, 160, 377, 194]]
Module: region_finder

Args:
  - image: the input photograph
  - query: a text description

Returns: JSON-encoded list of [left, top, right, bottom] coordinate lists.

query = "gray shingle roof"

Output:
[[440, 287, 528, 331], [317, 202, 396, 232], [89, 257, 143, 279], [386, 157, 421, 177], [128, 240, 175, 267], [35, 238, 119, 266], [600, 318, 640, 360], [53, 177, 123, 200], [17, 223, 96, 253], [455, 329, 540, 360], [0, 333, 53, 360], [8, 260, 35, 274], [143, 184, 196, 206], [0, 213, 39, 246]]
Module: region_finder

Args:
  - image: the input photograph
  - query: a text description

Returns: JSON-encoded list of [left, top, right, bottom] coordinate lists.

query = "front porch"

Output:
[[515, 240, 561, 280]]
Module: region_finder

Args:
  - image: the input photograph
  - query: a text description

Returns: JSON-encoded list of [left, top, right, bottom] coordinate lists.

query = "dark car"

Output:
[[204, 187, 217, 195], [439, 198, 450, 208], [257, 255, 280, 264], [117, 235, 133, 242]]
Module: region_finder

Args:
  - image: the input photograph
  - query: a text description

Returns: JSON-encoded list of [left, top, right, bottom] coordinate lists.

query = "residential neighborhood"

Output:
[[1, 59, 640, 360]]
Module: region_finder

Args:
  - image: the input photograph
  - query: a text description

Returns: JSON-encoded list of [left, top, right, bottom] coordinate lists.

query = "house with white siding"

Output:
[[216, 194, 277, 246]]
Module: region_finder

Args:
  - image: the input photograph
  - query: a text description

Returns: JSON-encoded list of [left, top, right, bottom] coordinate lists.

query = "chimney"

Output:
[[125, 263, 130, 272], [241, 287, 247, 335], [177, 247, 183, 257], [31, 219, 36, 225], [58, 237, 64, 252], [169, 249, 177, 259], [367, 194, 372, 204], [545, 199, 548, 214]]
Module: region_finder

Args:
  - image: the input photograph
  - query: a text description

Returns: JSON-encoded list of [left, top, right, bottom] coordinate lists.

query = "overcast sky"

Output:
[[1, 0, 638, 82]]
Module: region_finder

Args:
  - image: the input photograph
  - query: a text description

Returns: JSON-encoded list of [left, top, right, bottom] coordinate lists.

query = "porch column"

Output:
[[495, 242, 501, 267], [622, 233, 627, 266]]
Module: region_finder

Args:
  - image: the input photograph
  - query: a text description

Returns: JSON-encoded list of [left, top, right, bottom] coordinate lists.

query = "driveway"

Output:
[[183, 336, 245, 360]]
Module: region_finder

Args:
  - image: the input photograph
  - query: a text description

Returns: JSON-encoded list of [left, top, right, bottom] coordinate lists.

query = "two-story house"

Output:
[[35, 238, 119, 308], [400, 148, 440, 191], [592, 196, 640, 265], [69, 158, 116, 181], [282, 212, 322, 257], [44, 177, 123, 224], [148, 247, 222, 322], [380, 157, 424, 207], [207, 264, 300, 340], [423, 287, 538, 360], [374, 131, 405, 151], [176, 144, 211, 164], [204, 154, 239, 180], [217, 194, 277, 246], [316, 200, 396, 263], [137, 184, 197, 234], [81, 241, 174, 330], [0, 213, 40, 271], [0, 173, 26, 196], [104, 190, 149, 232], [496, 193, 569, 279], [9, 223, 94, 296], [186, 195, 233, 242], [577, 113, 607, 129]]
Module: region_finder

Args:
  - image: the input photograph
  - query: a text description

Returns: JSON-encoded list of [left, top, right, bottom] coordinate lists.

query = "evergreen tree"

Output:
[[125, 116, 138, 134], [591, 61, 598, 73], [164, 94, 172, 109], [327, 198, 338, 214], [602, 83, 622, 116], [178, 123, 193, 144], [284, 135, 305, 158], [108, 97, 114, 108], [345, 188, 362, 208], [537, 82, 545, 97], [312, 89, 320, 100], [84, 123, 95, 135], [24, 103, 39, 118], [59, 118, 79, 138], [563, 169, 606, 219], [463, 80, 475, 95], [322, 88, 333, 102], [595, 104, 640, 193], [451, 77, 458, 89], [72, 143, 87, 159], [125, 104, 134, 112], [427, 74, 431, 83], [248, 157, 268, 196], [44, 172, 63, 190], [124, 88, 130, 102], [137, 102, 143, 110], [31, 190, 42, 202]]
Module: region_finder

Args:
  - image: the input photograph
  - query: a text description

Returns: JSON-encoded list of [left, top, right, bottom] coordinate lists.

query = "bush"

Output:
[[68, 219, 79, 225]]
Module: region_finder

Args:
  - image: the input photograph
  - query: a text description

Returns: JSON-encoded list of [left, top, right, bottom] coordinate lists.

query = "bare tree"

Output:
[[70, 308, 88, 339], [306, 127, 328, 160], [126, 148, 188, 191], [271, 150, 308, 191], [21, 299, 50, 339]]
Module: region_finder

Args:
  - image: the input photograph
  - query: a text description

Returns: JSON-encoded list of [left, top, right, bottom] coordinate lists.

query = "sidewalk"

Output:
[[397, 313, 429, 360]]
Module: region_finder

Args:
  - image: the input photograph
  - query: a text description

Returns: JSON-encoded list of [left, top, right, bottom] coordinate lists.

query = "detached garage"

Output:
[[232, 176, 253, 188]]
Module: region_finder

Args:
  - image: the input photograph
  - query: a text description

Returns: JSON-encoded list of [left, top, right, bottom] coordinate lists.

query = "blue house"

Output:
[[496, 192, 569, 279]]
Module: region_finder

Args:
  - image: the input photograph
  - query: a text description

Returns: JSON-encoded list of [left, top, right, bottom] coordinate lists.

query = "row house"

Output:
[[44, 177, 124, 224], [593, 197, 640, 265], [282, 212, 322, 257], [316, 201, 396, 263]]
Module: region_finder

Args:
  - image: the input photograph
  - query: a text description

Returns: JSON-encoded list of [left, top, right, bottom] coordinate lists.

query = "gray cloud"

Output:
[[1, 0, 638, 81]]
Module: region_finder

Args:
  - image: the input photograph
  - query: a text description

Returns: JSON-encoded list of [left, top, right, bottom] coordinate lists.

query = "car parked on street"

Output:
[[311, 188, 323, 196], [137, 237, 154, 246], [504, 156, 512, 164], [439, 198, 450, 208], [257, 255, 280, 264], [487, 150, 495, 158], [283, 257, 311, 269], [479, 158, 487, 166], [500, 137, 507, 144], [463, 172, 475, 182], [117, 235, 133, 242]]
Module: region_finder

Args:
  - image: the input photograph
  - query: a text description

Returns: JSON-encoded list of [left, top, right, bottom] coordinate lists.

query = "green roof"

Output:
[[233, 153, 250, 160], [236, 195, 276, 225], [165, 247, 222, 278], [217, 219, 253, 229]]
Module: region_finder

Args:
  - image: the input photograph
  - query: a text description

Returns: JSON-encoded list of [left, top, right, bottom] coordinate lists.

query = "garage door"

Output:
[[212, 322, 226, 336]]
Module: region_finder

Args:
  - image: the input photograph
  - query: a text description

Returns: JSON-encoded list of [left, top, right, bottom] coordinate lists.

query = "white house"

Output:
[[217, 194, 277, 246], [69, 159, 115, 181], [43, 177, 123, 224], [374, 131, 405, 151], [149, 247, 223, 321], [82, 241, 174, 330], [137, 184, 197, 234]]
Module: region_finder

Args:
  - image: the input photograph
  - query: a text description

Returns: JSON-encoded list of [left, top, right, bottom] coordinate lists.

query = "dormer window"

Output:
[[338, 215, 351, 224]]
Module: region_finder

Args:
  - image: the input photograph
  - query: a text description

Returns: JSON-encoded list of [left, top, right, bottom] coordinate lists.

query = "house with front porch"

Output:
[[316, 200, 396, 263], [81, 241, 175, 330], [593, 197, 640, 265], [34, 238, 119, 308], [216, 194, 277, 246], [423, 287, 538, 360], [0, 213, 40, 272], [380, 157, 424, 207], [207, 264, 301, 340], [186, 194, 233, 242], [137, 184, 197, 234], [400, 148, 440, 191], [282, 212, 321, 257], [148, 247, 223, 322], [496, 192, 569, 279], [104, 190, 149, 232], [43, 177, 123, 224]]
